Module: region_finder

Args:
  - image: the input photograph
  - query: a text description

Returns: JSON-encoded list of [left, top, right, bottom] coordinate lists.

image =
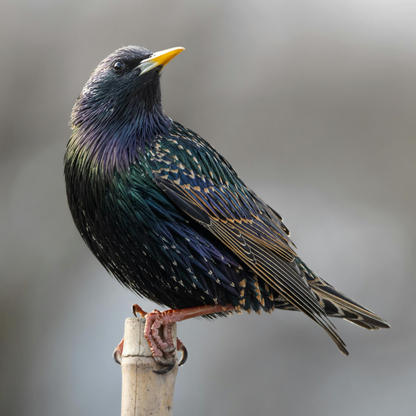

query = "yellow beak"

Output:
[[139, 47, 185, 76]]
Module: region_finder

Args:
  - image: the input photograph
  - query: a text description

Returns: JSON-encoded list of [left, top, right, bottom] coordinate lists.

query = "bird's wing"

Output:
[[145, 123, 347, 354]]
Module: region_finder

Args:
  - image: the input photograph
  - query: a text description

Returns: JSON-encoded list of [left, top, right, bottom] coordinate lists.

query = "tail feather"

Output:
[[347, 319, 383, 330], [272, 261, 389, 353], [312, 285, 390, 330]]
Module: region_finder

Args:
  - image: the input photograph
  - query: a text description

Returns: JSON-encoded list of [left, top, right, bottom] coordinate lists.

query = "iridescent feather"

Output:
[[65, 46, 389, 358]]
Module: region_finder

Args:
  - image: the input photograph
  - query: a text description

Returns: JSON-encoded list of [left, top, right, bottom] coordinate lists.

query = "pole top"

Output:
[[122, 317, 177, 358]]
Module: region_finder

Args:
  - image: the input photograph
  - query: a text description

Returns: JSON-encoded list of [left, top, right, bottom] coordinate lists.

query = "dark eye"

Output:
[[112, 61, 126, 72]]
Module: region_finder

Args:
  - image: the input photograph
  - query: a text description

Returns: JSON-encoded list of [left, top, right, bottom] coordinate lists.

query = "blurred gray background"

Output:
[[1, 0, 415, 415]]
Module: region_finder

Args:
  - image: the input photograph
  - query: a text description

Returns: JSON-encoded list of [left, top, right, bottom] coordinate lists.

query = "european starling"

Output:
[[65, 46, 389, 371]]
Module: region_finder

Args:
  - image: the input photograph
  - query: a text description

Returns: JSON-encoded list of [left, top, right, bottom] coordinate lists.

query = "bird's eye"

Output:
[[112, 61, 126, 72]]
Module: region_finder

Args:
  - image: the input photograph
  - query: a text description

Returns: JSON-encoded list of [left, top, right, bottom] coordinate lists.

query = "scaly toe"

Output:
[[132, 304, 147, 318], [153, 356, 177, 374]]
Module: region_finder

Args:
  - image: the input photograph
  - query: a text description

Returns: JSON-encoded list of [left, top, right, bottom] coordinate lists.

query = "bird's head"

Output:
[[70, 45, 184, 143]]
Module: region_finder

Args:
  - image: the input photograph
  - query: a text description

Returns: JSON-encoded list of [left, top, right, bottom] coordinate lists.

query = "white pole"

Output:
[[120, 317, 178, 416]]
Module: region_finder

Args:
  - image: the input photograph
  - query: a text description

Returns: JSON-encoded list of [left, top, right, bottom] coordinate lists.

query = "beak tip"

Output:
[[171, 46, 185, 55], [139, 46, 185, 76]]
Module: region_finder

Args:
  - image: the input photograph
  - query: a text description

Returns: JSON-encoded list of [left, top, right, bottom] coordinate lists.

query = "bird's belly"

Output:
[[67, 162, 277, 312], [67, 170, 233, 308]]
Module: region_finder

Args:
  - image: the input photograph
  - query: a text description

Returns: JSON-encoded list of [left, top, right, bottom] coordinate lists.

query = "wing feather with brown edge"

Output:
[[146, 127, 348, 355]]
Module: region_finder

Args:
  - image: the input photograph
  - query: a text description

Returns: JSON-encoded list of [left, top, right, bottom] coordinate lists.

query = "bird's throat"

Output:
[[67, 103, 171, 175]]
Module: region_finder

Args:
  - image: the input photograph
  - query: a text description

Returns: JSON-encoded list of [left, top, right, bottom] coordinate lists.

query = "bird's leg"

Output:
[[134, 303, 235, 373]]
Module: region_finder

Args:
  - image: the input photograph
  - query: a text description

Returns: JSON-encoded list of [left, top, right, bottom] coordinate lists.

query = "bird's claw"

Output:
[[151, 340, 188, 373], [177, 341, 188, 367], [113, 338, 124, 365], [113, 349, 122, 365], [132, 303, 147, 317], [152, 355, 177, 374], [150, 337, 188, 373]]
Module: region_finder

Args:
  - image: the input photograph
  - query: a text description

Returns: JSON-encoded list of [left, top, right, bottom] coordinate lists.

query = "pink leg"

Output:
[[133, 303, 235, 373]]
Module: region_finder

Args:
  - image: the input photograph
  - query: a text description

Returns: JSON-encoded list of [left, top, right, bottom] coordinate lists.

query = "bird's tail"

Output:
[[311, 284, 390, 330]]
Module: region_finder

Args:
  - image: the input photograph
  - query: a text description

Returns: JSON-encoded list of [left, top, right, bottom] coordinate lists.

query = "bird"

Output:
[[65, 45, 390, 372]]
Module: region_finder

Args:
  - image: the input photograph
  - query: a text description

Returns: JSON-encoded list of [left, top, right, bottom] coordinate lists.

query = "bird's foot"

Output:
[[112, 304, 177, 367], [130, 306, 182, 374], [115, 303, 234, 373], [142, 309, 194, 374], [133, 303, 234, 373]]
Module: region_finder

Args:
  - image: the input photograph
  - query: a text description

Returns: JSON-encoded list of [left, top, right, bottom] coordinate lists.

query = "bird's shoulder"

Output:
[[145, 121, 239, 188], [142, 121, 295, 248]]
